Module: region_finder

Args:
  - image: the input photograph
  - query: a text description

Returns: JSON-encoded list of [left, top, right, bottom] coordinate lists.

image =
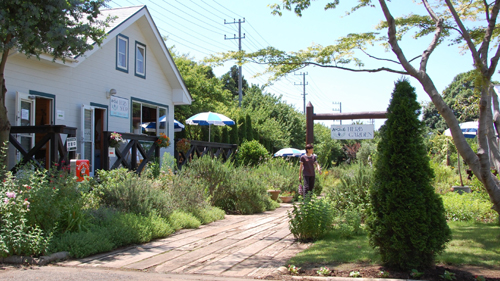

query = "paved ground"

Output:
[[56, 203, 310, 279]]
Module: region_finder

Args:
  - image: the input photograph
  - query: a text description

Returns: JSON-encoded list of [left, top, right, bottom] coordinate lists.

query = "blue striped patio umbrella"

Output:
[[274, 148, 305, 157], [186, 112, 235, 142]]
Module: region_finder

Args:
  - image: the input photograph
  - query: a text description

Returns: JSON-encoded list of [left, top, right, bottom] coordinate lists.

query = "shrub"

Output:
[[0, 174, 51, 257], [50, 208, 174, 258], [442, 192, 497, 222], [335, 207, 363, 238], [191, 205, 225, 224], [168, 210, 201, 230], [238, 140, 268, 166], [367, 79, 451, 270], [288, 194, 334, 241], [254, 157, 296, 194], [326, 163, 372, 218], [95, 169, 175, 218], [182, 157, 279, 214]]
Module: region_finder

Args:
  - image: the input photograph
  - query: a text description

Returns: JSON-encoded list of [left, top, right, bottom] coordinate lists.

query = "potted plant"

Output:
[[176, 138, 191, 154], [156, 133, 170, 148], [109, 132, 124, 148], [279, 191, 295, 203], [267, 189, 281, 201]]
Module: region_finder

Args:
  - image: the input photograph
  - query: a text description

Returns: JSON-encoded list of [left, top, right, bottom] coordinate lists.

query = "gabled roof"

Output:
[[43, 5, 192, 105]]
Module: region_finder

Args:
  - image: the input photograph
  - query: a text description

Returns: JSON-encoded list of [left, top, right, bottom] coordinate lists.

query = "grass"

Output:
[[436, 221, 500, 267], [288, 221, 500, 267]]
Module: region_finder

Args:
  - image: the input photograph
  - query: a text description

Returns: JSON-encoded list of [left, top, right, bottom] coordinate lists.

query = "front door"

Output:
[[15, 92, 35, 162], [81, 105, 95, 176]]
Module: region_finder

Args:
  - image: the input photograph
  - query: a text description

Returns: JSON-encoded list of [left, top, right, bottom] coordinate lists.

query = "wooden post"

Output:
[[306, 102, 314, 145]]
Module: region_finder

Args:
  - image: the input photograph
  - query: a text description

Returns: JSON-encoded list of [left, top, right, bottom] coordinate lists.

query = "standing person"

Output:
[[299, 144, 321, 195]]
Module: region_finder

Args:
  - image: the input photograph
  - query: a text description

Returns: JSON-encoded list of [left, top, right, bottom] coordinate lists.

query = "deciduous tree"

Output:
[[208, 0, 500, 215], [0, 0, 109, 151]]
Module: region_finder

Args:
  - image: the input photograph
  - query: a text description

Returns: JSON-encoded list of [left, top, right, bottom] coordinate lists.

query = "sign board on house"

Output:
[[110, 96, 129, 118], [66, 137, 77, 151], [331, 124, 374, 140]]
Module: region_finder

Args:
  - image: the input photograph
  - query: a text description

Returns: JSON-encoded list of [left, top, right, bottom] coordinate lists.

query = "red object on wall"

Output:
[[75, 160, 90, 182]]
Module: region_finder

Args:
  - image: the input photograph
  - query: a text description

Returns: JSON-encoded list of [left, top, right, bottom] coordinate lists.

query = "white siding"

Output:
[[4, 20, 176, 158]]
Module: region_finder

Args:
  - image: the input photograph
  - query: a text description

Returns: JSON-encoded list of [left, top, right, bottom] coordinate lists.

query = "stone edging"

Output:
[[0, 251, 69, 265]]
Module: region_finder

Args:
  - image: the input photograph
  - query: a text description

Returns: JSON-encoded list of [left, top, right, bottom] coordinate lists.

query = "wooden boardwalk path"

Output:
[[59, 204, 311, 278]]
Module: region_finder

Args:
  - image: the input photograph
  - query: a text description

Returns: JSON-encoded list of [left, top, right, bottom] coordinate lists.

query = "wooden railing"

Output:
[[174, 139, 237, 170], [9, 125, 77, 172], [102, 131, 160, 173]]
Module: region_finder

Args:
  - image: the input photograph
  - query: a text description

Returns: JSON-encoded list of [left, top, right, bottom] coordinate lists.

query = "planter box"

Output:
[[279, 196, 293, 203], [451, 186, 471, 194], [267, 190, 280, 201]]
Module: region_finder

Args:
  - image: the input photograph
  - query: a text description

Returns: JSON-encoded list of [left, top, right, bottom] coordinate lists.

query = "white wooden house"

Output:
[[4, 5, 192, 175]]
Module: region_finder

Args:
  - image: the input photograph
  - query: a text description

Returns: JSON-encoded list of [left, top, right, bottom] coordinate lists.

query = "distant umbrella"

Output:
[[274, 148, 305, 157], [444, 121, 478, 138], [141, 117, 185, 133], [186, 112, 235, 142]]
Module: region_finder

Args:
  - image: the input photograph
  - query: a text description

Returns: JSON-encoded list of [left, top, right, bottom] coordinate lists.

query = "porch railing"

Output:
[[174, 139, 238, 170], [102, 131, 160, 173], [9, 125, 77, 172]]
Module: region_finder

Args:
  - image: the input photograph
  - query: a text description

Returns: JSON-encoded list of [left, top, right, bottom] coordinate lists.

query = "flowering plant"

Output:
[[176, 138, 191, 154], [109, 132, 124, 148], [156, 133, 170, 148]]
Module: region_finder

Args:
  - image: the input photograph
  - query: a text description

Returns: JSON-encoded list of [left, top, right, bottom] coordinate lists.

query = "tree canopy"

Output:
[[207, 0, 500, 215], [0, 0, 110, 153]]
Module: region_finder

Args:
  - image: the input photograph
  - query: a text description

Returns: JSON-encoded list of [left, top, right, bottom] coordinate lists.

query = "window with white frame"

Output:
[[116, 34, 129, 72], [135, 42, 146, 78]]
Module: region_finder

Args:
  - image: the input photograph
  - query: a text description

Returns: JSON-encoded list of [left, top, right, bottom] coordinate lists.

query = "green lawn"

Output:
[[288, 221, 500, 267]]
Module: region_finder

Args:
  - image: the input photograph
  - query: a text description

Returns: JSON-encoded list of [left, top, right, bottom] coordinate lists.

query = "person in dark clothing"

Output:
[[299, 144, 321, 195]]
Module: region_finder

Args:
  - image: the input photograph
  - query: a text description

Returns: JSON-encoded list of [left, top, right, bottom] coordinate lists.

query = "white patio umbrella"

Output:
[[444, 121, 478, 138], [186, 112, 235, 142], [274, 148, 305, 157]]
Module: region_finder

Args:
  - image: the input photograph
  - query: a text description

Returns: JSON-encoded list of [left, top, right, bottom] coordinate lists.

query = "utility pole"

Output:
[[332, 102, 342, 125], [294, 72, 308, 113], [224, 18, 245, 107]]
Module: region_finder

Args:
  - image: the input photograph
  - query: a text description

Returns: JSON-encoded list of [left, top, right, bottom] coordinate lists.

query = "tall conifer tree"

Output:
[[367, 79, 450, 270]]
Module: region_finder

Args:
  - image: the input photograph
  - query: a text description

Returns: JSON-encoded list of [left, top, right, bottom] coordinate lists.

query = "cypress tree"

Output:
[[367, 79, 451, 270], [238, 115, 247, 144], [222, 126, 229, 143], [230, 125, 239, 145], [246, 113, 254, 141]]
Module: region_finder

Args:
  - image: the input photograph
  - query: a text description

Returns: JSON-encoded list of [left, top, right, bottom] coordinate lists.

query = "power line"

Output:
[[198, 0, 234, 19], [212, 0, 244, 19], [173, 0, 233, 32], [245, 20, 272, 48]]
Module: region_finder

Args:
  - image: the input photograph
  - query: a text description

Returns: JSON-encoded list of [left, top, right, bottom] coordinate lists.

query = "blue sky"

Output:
[[108, 0, 495, 130]]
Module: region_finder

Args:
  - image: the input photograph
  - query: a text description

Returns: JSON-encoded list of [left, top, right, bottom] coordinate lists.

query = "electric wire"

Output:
[[173, 0, 234, 32], [198, 0, 235, 19], [212, 0, 244, 19]]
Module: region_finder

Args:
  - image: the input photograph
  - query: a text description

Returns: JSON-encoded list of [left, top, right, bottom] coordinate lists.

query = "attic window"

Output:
[[116, 34, 129, 73], [135, 41, 146, 79]]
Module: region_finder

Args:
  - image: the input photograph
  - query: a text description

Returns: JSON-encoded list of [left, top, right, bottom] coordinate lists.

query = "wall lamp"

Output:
[[106, 89, 117, 99]]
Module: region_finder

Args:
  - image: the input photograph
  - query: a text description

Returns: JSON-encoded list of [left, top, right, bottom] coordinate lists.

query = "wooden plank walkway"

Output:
[[59, 204, 311, 278]]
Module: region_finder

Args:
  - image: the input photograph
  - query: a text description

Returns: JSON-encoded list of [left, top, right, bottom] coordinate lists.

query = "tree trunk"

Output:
[[0, 49, 12, 170]]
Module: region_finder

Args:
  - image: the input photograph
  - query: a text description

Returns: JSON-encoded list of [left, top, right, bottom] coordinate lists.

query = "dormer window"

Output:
[[135, 41, 146, 78], [116, 34, 129, 72]]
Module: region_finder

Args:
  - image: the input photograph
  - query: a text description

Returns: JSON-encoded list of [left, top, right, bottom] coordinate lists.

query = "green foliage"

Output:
[[326, 163, 372, 218], [245, 113, 254, 141], [367, 79, 451, 270], [422, 70, 479, 133], [335, 207, 364, 239], [254, 157, 297, 194], [168, 210, 201, 231], [238, 140, 269, 166], [442, 192, 498, 222], [230, 125, 239, 145], [238, 115, 247, 143], [181, 156, 279, 214], [50, 208, 174, 258], [288, 194, 334, 241], [190, 205, 225, 225], [0, 0, 108, 60], [429, 161, 462, 194], [95, 169, 175, 218]]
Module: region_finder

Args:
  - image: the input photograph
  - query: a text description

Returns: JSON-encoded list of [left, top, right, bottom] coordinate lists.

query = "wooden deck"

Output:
[[59, 204, 310, 278]]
